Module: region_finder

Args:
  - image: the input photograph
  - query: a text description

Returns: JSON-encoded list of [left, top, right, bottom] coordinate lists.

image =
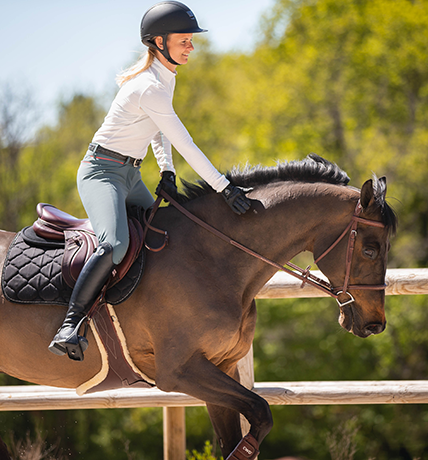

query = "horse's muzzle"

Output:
[[338, 306, 386, 338], [363, 321, 386, 336]]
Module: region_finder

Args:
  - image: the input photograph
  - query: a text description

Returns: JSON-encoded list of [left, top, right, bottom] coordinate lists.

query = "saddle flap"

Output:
[[61, 217, 144, 289], [62, 230, 99, 287], [111, 217, 144, 286]]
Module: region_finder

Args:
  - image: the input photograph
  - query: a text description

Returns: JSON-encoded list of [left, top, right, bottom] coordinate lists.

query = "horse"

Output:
[[0, 154, 396, 459]]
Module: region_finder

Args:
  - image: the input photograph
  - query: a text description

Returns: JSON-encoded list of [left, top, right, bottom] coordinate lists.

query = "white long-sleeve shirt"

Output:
[[92, 57, 229, 192]]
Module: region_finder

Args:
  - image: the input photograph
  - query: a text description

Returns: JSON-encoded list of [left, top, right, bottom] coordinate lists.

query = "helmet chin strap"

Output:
[[155, 34, 180, 66]]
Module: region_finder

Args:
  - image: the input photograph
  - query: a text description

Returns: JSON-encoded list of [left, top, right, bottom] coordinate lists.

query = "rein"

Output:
[[145, 190, 386, 308]]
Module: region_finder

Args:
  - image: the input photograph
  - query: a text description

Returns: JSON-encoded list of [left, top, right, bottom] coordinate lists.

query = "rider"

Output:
[[48, 1, 251, 360]]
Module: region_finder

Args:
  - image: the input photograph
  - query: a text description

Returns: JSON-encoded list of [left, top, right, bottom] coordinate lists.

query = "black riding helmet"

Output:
[[140, 1, 207, 66]]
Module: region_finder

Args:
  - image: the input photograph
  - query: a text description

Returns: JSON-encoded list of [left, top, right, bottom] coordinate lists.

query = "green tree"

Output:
[[0, 84, 38, 230], [0, 93, 107, 231], [17, 94, 106, 227], [249, 0, 428, 266]]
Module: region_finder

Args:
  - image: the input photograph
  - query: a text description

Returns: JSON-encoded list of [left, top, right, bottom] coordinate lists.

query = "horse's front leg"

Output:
[[156, 352, 273, 458], [206, 365, 243, 457], [206, 403, 242, 458]]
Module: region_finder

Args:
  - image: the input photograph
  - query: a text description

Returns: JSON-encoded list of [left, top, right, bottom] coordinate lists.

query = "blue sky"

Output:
[[1, 0, 274, 125]]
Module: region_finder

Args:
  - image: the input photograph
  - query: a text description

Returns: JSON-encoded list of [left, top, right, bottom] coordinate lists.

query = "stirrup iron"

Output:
[[49, 317, 89, 361]]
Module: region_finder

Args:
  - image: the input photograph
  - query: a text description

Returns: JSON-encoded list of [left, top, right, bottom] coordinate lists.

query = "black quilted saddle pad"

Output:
[[1, 231, 145, 306]]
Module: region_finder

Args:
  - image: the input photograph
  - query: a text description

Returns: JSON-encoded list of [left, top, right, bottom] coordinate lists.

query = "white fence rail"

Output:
[[1, 268, 427, 460], [2, 380, 428, 411], [256, 268, 428, 299]]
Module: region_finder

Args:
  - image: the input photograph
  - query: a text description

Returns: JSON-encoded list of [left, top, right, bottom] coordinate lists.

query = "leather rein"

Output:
[[143, 190, 387, 308]]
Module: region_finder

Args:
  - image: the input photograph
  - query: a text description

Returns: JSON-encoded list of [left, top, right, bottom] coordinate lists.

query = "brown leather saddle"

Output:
[[33, 203, 144, 288]]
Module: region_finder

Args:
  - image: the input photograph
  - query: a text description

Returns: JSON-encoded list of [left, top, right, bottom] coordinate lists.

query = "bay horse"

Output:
[[0, 155, 396, 459]]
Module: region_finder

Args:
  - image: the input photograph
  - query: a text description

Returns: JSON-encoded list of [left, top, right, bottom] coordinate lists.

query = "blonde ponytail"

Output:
[[116, 48, 156, 87]]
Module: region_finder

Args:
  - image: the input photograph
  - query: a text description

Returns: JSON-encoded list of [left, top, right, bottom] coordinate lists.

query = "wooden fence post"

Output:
[[237, 344, 255, 435], [163, 406, 186, 460]]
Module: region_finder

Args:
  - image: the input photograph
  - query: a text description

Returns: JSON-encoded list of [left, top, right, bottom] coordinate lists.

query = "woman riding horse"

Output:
[[0, 154, 396, 460], [48, 1, 251, 360]]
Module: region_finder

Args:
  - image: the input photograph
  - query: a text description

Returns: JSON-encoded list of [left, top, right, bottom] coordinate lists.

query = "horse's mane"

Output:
[[177, 153, 397, 234], [177, 154, 349, 202]]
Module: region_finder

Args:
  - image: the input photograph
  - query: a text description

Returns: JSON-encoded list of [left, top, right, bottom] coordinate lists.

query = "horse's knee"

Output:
[[248, 397, 273, 442]]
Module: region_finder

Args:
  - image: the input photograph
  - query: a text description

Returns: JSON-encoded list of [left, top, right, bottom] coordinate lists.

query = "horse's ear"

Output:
[[378, 176, 387, 200], [360, 179, 374, 209]]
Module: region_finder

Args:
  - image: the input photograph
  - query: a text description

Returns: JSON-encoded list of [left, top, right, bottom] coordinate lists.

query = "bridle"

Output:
[[144, 191, 387, 308], [313, 200, 386, 307]]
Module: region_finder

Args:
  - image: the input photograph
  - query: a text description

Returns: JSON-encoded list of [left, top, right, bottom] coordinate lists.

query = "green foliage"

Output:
[[186, 441, 218, 460], [1, 407, 164, 460], [7, 431, 68, 460], [1, 0, 428, 459], [0, 93, 106, 230], [174, 0, 428, 267], [19, 94, 106, 226], [327, 416, 359, 460]]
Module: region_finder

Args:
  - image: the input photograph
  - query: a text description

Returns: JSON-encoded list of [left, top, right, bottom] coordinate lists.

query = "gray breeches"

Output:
[[77, 151, 155, 265]]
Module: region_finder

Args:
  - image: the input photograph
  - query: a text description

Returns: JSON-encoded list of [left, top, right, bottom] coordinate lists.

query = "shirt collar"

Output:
[[151, 57, 177, 83]]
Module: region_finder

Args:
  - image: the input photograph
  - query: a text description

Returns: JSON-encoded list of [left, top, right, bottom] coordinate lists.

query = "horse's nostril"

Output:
[[365, 322, 385, 335]]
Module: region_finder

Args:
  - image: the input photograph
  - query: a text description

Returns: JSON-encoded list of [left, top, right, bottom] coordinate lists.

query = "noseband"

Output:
[[148, 192, 387, 308]]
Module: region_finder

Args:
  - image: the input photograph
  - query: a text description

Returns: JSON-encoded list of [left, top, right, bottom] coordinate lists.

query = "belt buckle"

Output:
[[133, 158, 142, 167]]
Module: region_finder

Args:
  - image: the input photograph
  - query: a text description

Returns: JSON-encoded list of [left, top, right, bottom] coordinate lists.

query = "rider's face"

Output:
[[167, 33, 194, 65], [155, 34, 194, 69]]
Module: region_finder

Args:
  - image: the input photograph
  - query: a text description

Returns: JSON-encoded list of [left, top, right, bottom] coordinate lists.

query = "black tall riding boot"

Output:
[[48, 242, 115, 361]]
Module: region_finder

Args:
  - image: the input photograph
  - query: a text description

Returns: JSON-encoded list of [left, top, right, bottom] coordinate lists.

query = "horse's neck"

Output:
[[241, 183, 358, 279], [175, 185, 357, 299]]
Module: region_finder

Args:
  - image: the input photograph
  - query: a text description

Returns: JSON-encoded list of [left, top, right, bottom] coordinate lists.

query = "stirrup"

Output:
[[49, 317, 89, 361]]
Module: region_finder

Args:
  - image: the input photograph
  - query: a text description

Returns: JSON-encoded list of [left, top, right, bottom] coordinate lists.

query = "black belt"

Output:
[[89, 143, 142, 167]]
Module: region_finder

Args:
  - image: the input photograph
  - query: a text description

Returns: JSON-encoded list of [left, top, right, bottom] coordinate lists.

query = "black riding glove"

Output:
[[155, 171, 178, 201], [221, 184, 251, 215]]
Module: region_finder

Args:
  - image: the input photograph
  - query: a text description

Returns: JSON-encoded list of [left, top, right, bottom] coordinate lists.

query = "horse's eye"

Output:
[[363, 247, 378, 260]]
